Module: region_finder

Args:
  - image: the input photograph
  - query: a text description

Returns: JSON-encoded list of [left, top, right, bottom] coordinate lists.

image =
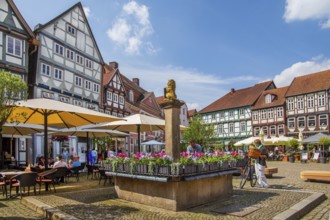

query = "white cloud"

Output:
[[120, 63, 260, 110], [107, 1, 155, 55], [283, 0, 330, 29], [274, 56, 330, 87], [83, 7, 91, 18]]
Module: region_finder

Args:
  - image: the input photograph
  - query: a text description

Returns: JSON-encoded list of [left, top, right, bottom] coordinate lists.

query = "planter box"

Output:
[[220, 160, 229, 170], [136, 164, 148, 174], [208, 163, 219, 172], [235, 158, 247, 167], [157, 165, 171, 176], [197, 163, 209, 173], [182, 164, 198, 175]]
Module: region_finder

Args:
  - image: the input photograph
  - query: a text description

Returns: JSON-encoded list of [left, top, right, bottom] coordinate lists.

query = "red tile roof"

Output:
[[199, 81, 274, 113], [285, 69, 330, 97], [252, 86, 289, 110], [188, 109, 197, 117], [156, 96, 164, 104]]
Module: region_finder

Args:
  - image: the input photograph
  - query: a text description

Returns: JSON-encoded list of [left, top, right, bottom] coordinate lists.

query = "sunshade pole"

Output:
[[137, 125, 141, 153], [44, 113, 48, 170], [86, 132, 89, 165]]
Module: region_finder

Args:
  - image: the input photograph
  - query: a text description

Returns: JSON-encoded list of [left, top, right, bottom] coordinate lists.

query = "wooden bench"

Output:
[[300, 170, 330, 181], [264, 167, 278, 178]]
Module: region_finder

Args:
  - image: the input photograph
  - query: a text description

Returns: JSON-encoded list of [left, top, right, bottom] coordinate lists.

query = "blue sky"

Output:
[[15, 0, 330, 110]]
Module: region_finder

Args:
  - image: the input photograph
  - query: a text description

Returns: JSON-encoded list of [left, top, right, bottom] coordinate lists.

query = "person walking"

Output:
[[253, 139, 269, 188]]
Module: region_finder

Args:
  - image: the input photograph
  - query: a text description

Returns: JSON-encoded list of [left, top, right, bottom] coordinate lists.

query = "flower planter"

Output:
[[157, 165, 171, 176], [136, 164, 148, 174], [182, 164, 198, 175], [235, 158, 247, 167], [104, 163, 112, 171], [220, 160, 229, 170], [208, 163, 219, 172], [124, 163, 131, 173]]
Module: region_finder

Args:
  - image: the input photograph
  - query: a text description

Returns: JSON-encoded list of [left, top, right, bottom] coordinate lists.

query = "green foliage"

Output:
[[288, 139, 299, 151], [0, 70, 28, 124], [178, 156, 194, 165], [182, 114, 215, 148], [92, 136, 113, 150], [319, 137, 330, 147]]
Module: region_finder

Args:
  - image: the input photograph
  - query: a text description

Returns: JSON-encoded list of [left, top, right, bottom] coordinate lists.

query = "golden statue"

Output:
[[164, 79, 177, 100]]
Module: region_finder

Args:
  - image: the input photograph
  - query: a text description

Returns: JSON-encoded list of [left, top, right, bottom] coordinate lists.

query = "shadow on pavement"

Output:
[[56, 188, 117, 204], [269, 184, 302, 190]]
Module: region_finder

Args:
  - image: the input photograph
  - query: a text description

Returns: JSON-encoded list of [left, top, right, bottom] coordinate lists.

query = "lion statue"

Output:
[[164, 79, 177, 100]]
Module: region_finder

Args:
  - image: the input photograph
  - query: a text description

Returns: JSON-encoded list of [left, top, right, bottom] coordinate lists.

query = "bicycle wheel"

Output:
[[250, 166, 257, 187], [239, 165, 249, 189]]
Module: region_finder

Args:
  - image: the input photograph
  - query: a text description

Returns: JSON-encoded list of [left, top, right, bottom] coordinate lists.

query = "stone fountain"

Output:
[[112, 79, 237, 211]]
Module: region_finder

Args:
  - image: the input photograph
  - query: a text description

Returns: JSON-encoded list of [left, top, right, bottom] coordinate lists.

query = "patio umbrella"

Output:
[[5, 98, 122, 168], [2, 123, 57, 136], [90, 114, 167, 152], [141, 140, 165, 153], [234, 136, 259, 147]]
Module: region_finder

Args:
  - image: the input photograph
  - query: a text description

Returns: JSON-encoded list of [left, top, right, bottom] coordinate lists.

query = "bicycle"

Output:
[[239, 156, 257, 189]]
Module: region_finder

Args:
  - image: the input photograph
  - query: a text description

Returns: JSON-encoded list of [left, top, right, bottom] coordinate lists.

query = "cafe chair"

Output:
[[9, 172, 38, 199], [36, 169, 57, 194], [54, 167, 68, 184], [0, 174, 7, 199], [98, 169, 112, 186]]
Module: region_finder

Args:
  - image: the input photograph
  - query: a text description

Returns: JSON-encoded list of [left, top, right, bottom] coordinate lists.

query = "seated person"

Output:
[[67, 155, 81, 172], [38, 156, 46, 170], [53, 154, 68, 168], [186, 140, 203, 155], [48, 157, 55, 168]]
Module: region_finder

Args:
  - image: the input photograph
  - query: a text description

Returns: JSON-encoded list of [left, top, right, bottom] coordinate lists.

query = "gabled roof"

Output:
[[285, 69, 330, 97], [34, 2, 103, 63], [6, 0, 34, 37], [252, 86, 289, 110], [156, 96, 164, 104], [199, 81, 274, 114], [188, 109, 197, 117], [102, 64, 116, 86]]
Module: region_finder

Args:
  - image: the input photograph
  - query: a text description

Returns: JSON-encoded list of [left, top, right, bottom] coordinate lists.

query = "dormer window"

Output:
[[265, 94, 272, 104], [129, 90, 134, 102]]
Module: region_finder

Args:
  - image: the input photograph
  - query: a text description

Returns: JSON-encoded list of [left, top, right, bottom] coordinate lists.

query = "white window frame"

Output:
[[113, 93, 118, 103], [252, 111, 258, 121], [268, 109, 274, 119], [75, 76, 82, 87], [318, 93, 325, 107], [254, 127, 260, 136], [107, 91, 112, 101], [297, 97, 304, 109], [67, 25, 76, 35], [93, 83, 99, 93], [270, 125, 276, 135], [278, 125, 284, 135], [6, 36, 22, 57], [287, 99, 294, 110], [261, 109, 267, 119], [66, 49, 74, 60], [307, 95, 314, 108], [55, 43, 64, 56], [277, 107, 283, 117], [298, 117, 305, 128], [288, 118, 295, 129], [229, 111, 234, 117], [240, 121, 246, 133], [129, 90, 134, 102], [262, 126, 268, 136], [218, 124, 224, 134], [319, 115, 328, 127], [229, 123, 234, 133], [85, 80, 91, 90], [41, 63, 51, 76], [265, 94, 271, 104], [308, 115, 316, 127], [85, 59, 92, 69], [220, 112, 225, 118], [54, 68, 63, 80], [239, 109, 244, 115], [76, 54, 84, 65], [73, 100, 82, 107], [59, 96, 70, 103], [119, 96, 124, 104]]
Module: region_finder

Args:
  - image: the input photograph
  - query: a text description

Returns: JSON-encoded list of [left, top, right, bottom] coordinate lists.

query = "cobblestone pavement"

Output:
[[1, 161, 330, 219]]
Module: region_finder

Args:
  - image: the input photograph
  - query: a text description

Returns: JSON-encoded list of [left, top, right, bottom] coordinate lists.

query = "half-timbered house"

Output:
[[199, 81, 275, 143], [285, 70, 330, 137]]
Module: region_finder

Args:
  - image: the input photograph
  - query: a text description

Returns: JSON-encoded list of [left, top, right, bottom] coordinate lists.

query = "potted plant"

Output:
[[318, 137, 330, 163], [288, 139, 299, 163]]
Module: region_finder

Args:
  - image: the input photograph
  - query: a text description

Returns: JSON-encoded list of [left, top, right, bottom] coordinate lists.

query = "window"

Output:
[[54, 68, 63, 80], [42, 92, 54, 99], [270, 126, 276, 135], [220, 112, 225, 118], [73, 100, 82, 106], [41, 63, 50, 76], [85, 59, 92, 69], [129, 90, 134, 102], [239, 109, 244, 115], [119, 96, 124, 104], [75, 76, 82, 87], [93, 83, 99, 93], [297, 97, 304, 109], [298, 117, 305, 128], [254, 127, 260, 136], [229, 123, 234, 133], [118, 113, 123, 118], [218, 124, 224, 134], [307, 95, 314, 108], [85, 80, 91, 90], [112, 112, 118, 117], [59, 96, 70, 103], [278, 125, 284, 135], [265, 94, 272, 103], [107, 91, 112, 101], [76, 54, 84, 65], [66, 49, 74, 60], [277, 107, 283, 117], [211, 114, 216, 120], [55, 43, 64, 56], [240, 122, 246, 132], [268, 109, 274, 119], [113, 93, 118, 102], [318, 93, 325, 106], [67, 25, 76, 35], [6, 36, 22, 57], [252, 111, 258, 120], [308, 116, 316, 127], [287, 99, 294, 110], [182, 108, 186, 115], [105, 110, 111, 115], [229, 111, 234, 117], [261, 109, 267, 119], [319, 115, 328, 127], [263, 127, 268, 135], [288, 118, 295, 129]]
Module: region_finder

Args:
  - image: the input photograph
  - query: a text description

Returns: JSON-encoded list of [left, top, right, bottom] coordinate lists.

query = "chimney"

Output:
[[132, 78, 140, 86], [230, 88, 235, 94], [109, 61, 118, 70]]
